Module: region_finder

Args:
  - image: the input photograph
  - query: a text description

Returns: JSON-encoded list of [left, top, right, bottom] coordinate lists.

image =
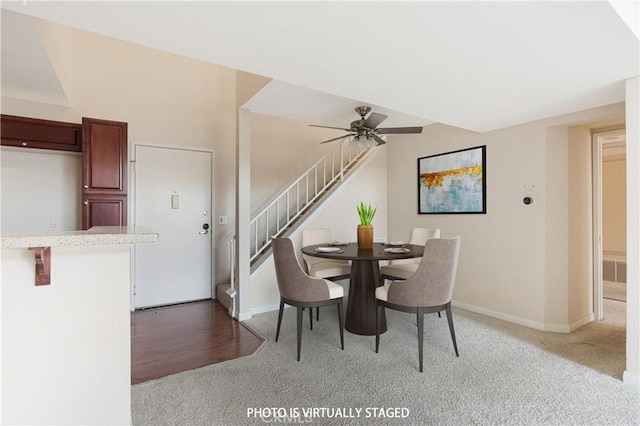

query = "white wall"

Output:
[[386, 103, 625, 332], [250, 147, 388, 312], [1, 148, 82, 232], [624, 75, 639, 388], [1, 244, 131, 424]]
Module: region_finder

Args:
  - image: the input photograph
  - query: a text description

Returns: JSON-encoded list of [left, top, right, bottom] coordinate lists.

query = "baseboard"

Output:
[[238, 302, 285, 320], [452, 300, 582, 333], [238, 311, 253, 321], [251, 302, 281, 316], [568, 312, 595, 332], [247, 299, 589, 333], [623, 371, 640, 389]]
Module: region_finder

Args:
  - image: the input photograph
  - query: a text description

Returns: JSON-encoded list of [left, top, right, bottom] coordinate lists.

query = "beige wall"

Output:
[[250, 113, 350, 214], [603, 153, 627, 257], [1, 19, 237, 284], [567, 125, 593, 327], [386, 103, 625, 331]]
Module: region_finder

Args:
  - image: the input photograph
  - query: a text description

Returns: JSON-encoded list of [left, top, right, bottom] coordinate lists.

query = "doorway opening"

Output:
[[592, 128, 626, 323]]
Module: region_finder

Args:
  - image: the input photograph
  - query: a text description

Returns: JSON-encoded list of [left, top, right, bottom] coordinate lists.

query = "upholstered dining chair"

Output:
[[375, 236, 461, 372], [272, 237, 345, 361], [302, 228, 351, 322], [302, 228, 351, 281], [379, 228, 440, 283]]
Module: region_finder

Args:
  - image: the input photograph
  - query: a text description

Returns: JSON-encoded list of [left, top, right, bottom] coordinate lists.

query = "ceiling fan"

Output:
[[310, 106, 423, 145]]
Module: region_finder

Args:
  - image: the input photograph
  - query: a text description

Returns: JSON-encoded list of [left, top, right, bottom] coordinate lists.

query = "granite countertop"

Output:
[[1, 226, 159, 249]]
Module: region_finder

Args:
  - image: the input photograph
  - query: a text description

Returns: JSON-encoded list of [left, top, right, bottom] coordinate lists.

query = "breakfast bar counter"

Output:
[[1, 226, 158, 425]]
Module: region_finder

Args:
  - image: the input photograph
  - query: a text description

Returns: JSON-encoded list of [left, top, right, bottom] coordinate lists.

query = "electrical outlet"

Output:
[[50, 216, 59, 228]]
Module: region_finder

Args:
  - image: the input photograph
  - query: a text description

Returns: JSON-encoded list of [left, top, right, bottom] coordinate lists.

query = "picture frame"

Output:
[[417, 145, 486, 214]]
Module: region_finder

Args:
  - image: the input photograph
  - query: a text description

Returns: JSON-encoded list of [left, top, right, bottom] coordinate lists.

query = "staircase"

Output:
[[217, 140, 373, 312], [249, 140, 371, 268]]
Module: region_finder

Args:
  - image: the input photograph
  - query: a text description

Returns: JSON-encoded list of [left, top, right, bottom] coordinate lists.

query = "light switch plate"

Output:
[[171, 194, 179, 209]]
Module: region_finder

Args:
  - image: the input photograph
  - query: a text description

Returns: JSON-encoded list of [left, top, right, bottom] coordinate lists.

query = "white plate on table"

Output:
[[316, 247, 342, 253], [384, 247, 411, 254], [384, 241, 405, 247]]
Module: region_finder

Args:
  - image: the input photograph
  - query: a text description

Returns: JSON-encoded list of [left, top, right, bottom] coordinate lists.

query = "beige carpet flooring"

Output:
[[604, 280, 627, 302], [132, 298, 635, 425], [455, 298, 626, 380]]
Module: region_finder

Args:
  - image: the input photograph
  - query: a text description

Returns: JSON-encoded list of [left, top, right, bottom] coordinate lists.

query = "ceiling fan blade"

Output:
[[363, 112, 387, 129], [371, 134, 386, 146], [376, 126, 423, 134], [319, 133, 355, 144], [309, 124, 352, 132]]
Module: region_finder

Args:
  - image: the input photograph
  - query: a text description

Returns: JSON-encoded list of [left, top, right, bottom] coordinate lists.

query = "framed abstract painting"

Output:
[[417, 145, 486, 214]]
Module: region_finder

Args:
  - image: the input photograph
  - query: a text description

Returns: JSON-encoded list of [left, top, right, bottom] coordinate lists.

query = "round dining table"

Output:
[[301, 242, 424, 335]]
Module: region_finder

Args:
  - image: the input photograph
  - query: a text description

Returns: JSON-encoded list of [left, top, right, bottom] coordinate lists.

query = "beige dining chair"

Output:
[[375, 236, 461, 372], [302, 228, 351, 281], [272, 237, 345, 361], [380, 227, 440, 282], [302, 228, 351, 322]]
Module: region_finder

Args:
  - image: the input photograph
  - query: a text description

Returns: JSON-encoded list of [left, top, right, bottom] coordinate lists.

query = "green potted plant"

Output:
[[356, 202, 376, 249]]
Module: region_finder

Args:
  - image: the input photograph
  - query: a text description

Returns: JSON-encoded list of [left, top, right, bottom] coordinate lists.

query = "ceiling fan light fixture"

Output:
[[312, 106, 423, 145]]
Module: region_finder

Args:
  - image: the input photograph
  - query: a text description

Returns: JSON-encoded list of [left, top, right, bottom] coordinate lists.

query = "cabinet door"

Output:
[[1, 114, 82, 152], [82, 195, 127, 229], [82, 117, 128, 229], [82, 118, 127, 194]]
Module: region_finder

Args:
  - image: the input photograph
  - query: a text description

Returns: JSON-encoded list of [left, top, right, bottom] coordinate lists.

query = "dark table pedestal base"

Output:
[[345, 259, 386, 335]]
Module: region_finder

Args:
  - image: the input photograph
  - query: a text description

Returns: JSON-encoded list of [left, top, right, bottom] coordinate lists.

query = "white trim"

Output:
[[592, 132, 604, 321], [249, 302, 318, 318], [237, 108, 253, 322], [238, 311, 253, 321], [452, 300, 582, 333], [130, 141, 215, 159], [251, 302, 282, 316], [623, 371, 640, 390], [568, 312, 595, 332], [592, 128, 626, 321], [249, 299, 594, 332]]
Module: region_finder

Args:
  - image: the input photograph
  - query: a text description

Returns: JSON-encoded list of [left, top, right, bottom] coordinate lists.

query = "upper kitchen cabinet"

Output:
[[1, 114, 82, 152], [82, 117, 128, 229]]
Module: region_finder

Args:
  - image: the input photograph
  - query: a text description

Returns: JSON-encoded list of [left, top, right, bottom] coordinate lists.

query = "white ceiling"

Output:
[[1, 1, 638, 132]]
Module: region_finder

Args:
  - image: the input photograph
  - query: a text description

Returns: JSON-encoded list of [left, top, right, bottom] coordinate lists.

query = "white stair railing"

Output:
[[249, 139, 370, 262]]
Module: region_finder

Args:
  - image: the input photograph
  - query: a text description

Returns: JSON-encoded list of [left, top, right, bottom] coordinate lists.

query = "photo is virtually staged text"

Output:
[[247, 407, 410, 422]]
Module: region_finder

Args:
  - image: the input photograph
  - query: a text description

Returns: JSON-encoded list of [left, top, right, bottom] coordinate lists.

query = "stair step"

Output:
[[215, 283, 232, 310]]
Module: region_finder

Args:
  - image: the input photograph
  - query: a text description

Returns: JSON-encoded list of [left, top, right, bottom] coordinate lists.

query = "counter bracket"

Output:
[[29, 246, 51, 286]]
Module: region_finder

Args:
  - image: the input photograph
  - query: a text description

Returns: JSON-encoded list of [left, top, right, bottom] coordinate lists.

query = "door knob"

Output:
[[199, 223, 210, 235]]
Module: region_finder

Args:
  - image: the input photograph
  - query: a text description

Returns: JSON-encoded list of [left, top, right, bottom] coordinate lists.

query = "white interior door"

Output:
[[134, 145, 213, 308]]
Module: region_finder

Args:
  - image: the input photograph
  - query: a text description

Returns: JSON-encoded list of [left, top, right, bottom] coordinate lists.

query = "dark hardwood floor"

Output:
[[131, 300, 264, 384]]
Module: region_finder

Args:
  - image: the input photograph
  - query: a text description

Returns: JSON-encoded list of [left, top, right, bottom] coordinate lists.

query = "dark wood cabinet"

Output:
[[82, 117, 128, 229], [82, 195, 128, 230], [1, 114, 82, 152]]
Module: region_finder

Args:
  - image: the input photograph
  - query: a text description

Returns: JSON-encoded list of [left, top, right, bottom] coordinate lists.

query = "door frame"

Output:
[[592, 128, 626, 321], [129, 142, 215, 311]]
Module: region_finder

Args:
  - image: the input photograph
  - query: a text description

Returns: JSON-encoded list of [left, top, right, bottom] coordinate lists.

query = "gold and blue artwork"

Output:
[[418, 145, 486, 214]]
